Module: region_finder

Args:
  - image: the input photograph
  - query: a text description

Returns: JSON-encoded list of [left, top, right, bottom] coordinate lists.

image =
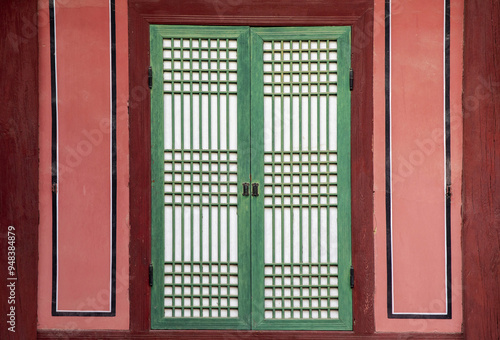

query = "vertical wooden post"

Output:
[[350, 8, 375, 334], [0, 0, 39, 339], [128, 5, 152, 333], [462, 0, 500, 338]]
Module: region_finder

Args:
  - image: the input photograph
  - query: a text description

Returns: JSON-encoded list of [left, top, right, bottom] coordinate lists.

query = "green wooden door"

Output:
[[151, 25, 351, 331]]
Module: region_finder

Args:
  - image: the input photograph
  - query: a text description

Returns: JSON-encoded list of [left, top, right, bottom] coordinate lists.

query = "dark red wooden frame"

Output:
[[128, 0, 375, 336], [0, 0, 39, 339], [127, 0, 376, 336], [1, 0, 498, 339], [461, 0, 500, 338]]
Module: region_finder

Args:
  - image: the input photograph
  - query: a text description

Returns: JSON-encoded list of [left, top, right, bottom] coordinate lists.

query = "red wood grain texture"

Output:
[[128, 4, 152, 333], [37, 329, 463, 340], [0, 0, 39, 339], [351, 9, 375, 334], [350, 8, 375, 334], [128, 0, 374, 335], [132, 0, 372, 25], [462, 0, 500, 339]]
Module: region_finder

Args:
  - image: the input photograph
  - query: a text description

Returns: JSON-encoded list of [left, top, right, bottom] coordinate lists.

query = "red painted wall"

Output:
[[36, 0, 464, 334], [37, 0, 129, 329], [0, 0, 494, 337], [373, 0, 463, 332]]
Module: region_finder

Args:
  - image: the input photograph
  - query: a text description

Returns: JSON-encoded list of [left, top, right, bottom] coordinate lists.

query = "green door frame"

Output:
[[151, 25, 351, 331]]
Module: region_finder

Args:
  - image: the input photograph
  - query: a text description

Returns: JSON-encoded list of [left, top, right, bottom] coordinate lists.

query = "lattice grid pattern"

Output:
[[162, 37, 239, 318], [164, 262, 239, 318], [262, 39, 339, 320], [164, 150, 238, 208], [263, 151, 338, 209], [163, 37, 238, 151], [264, 264, 339, 319]]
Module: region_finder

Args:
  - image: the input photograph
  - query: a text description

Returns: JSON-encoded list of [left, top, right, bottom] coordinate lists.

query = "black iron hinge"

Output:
[[148, 66, 153, 89], [349, 68, 354, 91], [149, 263, 153, 287], [446, 185, 451, 198], [350, 266, 354, 288]]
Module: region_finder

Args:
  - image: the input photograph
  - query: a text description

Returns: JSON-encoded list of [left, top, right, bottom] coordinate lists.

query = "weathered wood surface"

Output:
[[0, 0, 39, 339], [128, 3, 153, 333], [462, 0, 500, 339]]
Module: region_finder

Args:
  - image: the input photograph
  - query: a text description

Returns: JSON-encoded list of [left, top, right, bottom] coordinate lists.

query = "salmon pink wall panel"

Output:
[[373, 0, 462, 332], [390, 0, 447, 316], [38, 0, 129, 329], [54, 0, 113, 314]]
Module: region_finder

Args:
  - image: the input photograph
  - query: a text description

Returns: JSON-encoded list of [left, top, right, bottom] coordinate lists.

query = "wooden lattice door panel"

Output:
[[151, 26, 252, 329], [151, 25, 351, 330], [250, 27, 352, 330]]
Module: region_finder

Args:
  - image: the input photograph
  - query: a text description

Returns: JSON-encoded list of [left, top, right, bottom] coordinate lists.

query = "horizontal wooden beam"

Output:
[[132, 0, 372, 20], [38, 330, 463, 340], [142, 15, 361, 26]]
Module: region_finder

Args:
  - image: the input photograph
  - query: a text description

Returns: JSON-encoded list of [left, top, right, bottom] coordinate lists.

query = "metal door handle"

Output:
[[242, 183, 250, 196], [252, 183, 259, 197]]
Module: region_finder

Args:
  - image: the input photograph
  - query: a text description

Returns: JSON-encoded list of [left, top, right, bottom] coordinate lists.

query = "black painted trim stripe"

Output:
[[444, 0, 452, 319], [50, 0, 117, 317], [110, 0, 117, 317], [50, 0, 58, 317], [384, 0, 393, 319], [385, 0, 452, 319]]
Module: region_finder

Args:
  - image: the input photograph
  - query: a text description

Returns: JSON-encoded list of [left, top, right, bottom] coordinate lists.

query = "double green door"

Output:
[[151, 25, 351, 330]]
